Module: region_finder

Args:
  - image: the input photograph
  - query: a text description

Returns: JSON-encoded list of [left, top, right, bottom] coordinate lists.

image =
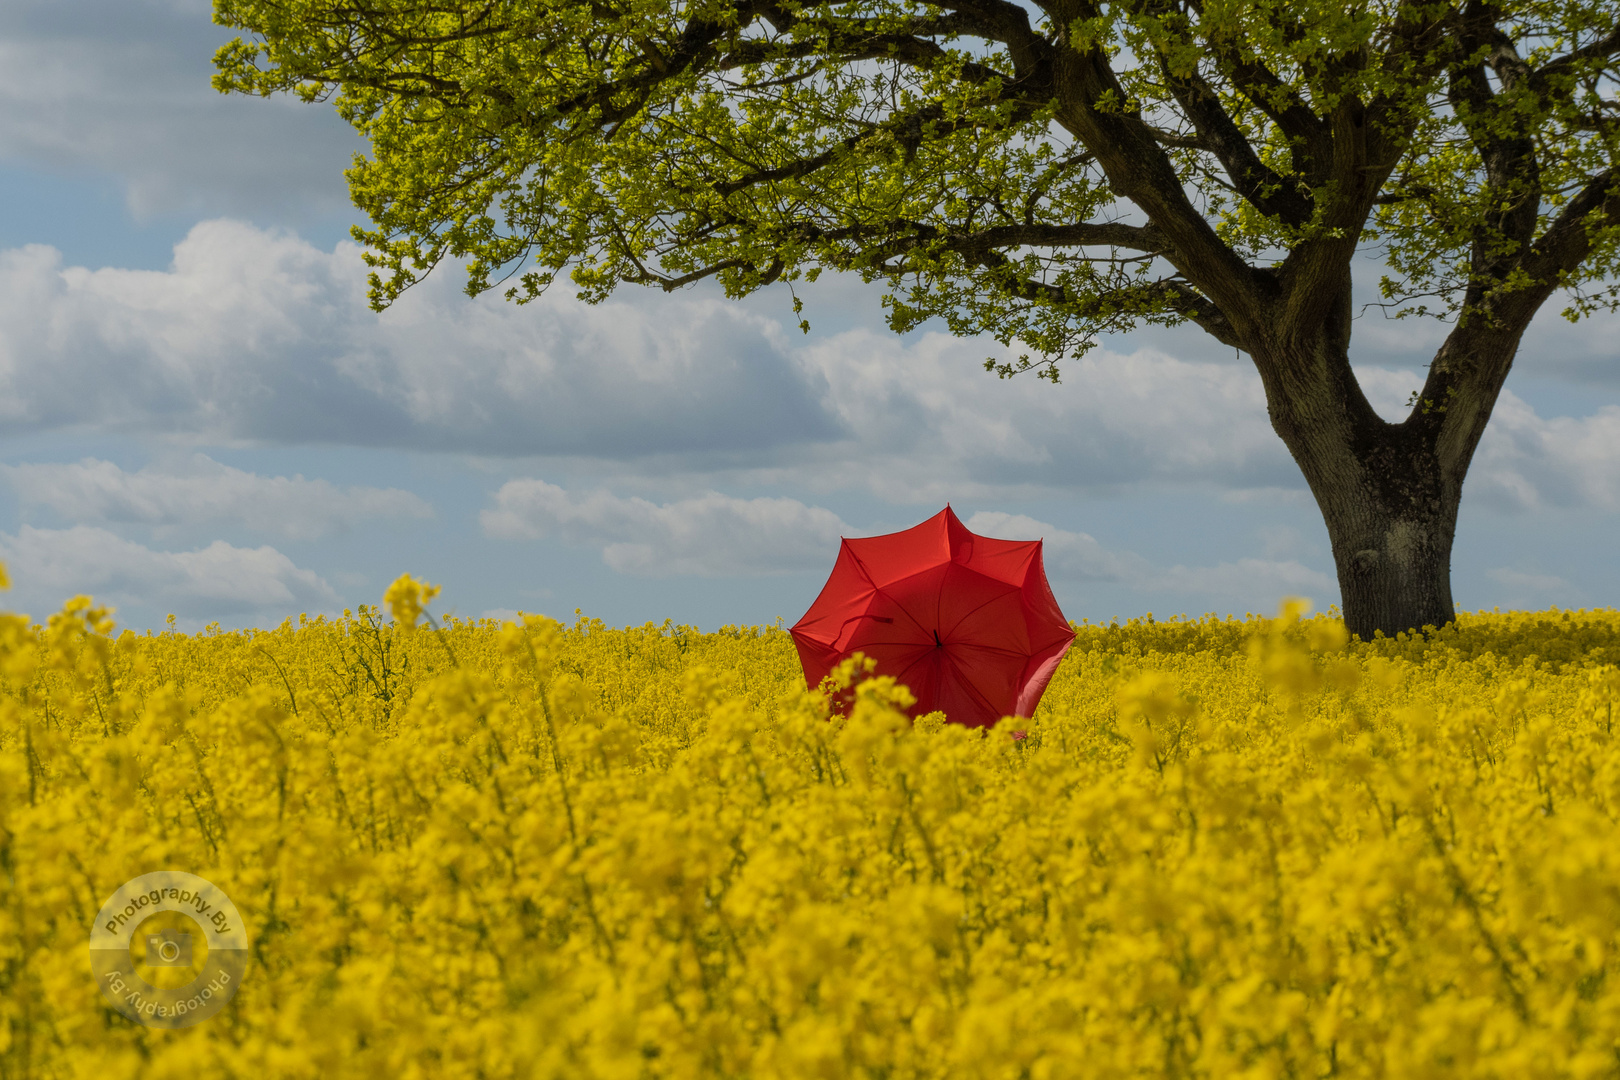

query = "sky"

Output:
[[0, 0, 1614, 633]]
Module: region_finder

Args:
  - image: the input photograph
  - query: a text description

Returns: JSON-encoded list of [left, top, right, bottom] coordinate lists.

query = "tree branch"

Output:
[[1156, 280, 1243, 348], [939, 222, 1170, 253], [722, 216, 1169, 267], [1534, 25, 1620, 88], [703, 91, 1043, 199], [1156, 60, 1314, 226], [1042, 4, 1270, 333], [1181, 0, 1330, 179], [1448, 3, 1542, 289], [1417, 167, 1617, 481], [716, 26, 1014, 87], [1519, 167, 1620, 302]]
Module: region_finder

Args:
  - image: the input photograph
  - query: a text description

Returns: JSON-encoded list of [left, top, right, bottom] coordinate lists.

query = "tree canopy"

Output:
[[212, 0, 1620, 635]]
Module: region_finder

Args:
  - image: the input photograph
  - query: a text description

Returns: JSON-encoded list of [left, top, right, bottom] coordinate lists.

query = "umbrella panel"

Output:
[[837, 564, 1036, 724], [792, 507, 1076, 728]]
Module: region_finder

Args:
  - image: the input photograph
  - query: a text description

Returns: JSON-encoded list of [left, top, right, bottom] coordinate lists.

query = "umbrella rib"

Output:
[[843, 547, 883, 591], [894, 650, 942, 692], [938, 649, 1008, 722], [796, 513, 1070, 724], [939, 586, 1023, 643], [871, 584, 935, 642], [844, 554, 949, 637], [948, 642, 1031, 661], [840, 551, 939, 641]]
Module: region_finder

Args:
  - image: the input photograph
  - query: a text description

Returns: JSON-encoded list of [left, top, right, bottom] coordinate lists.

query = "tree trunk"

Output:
[[1311, 436, 1460, 641], [1251, 326, 1476, 641]]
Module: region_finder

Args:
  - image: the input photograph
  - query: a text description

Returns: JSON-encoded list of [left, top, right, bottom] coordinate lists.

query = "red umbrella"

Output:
[[791, 507, 1075, 727]]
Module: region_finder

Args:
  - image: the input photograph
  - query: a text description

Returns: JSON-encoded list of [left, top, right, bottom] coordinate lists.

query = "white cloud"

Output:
[[0, 525, 339, 620], [1350, 365, 1425, 422], [966, 510, 1338, 609], [0, 0, 361, 219], [1513, 306, 1620, 387], [1478, 565, 1581, 611], [0, 455, 432, 539], [963, 511, 1148, 581], [480, 489, 1343, 612], [788, 330, 1296, 500], [0, 223, 838, 458], [1150, 558, 1338, 605], [1256, 524, 1307, 560], [0, 220, 1614, 519], [1470, 393, 1620, 512], [482, 481, 848, 576], [0, 219, 1304, 496], [1486, 567, 1569, 592]]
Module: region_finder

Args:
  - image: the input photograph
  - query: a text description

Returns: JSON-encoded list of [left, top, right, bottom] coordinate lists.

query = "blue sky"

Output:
[[0, 0, 1614, 632]]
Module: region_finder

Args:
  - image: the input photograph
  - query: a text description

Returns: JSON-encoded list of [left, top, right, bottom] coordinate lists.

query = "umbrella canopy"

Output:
[[791, 507, 1075, 727]]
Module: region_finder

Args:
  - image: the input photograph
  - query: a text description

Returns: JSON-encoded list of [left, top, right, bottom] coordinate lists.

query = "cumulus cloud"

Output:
[[482, 481, 849, 576], [0, 220, 1612, 515], [1150, 559, 1339, 606], [1349, 365, 1425, 422], [0, 222, 839, 457], [1478, 565, 1582, 611], [966, 511, 1338, 608], [1517, 308, 1620, 387], [0, 0, 361, 219], [963, 511, 1148, 582], [0, 219, 1309, 495], [479, 487, 1340, 612], [1471, 392, 1620, 511], [788, 329, 1296, 500], [0, 525, 339, 619], [1485, 567, 1569, 592], [0, 455, 432, 539]]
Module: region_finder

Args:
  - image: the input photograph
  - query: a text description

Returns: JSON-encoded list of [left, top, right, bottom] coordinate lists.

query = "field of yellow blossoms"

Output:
[[3, 566, 1620, 1079]]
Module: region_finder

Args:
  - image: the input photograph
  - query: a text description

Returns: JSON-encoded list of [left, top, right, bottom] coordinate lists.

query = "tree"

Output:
[[212, 0, 1620, 639]]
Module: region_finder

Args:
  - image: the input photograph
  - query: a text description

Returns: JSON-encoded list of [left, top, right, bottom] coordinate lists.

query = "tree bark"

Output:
[[1247, 285, 1495, 641], [1308, 425, 1461, 642], [1263, 357, 1463, 639]]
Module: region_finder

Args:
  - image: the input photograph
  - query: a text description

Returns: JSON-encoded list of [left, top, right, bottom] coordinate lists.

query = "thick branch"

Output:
[[939, 222, 1169, 252], [717, 26, 1014, 87], [1157, 61, 1314, 226], [1043, 2, 1270, 334], [913, 0, 1053, 72], [1418, 167, 1618, 480], [1519, 167, 1620, 303], [756, 216, 1169, 267], [1448, 6, 1542, 290], [1156, 280, 1243, 348], [704, 91, 1044, 199], [1534, 25, 1620, 88], [624, 253, 786, 291], [1181, 0, 1330, 180]]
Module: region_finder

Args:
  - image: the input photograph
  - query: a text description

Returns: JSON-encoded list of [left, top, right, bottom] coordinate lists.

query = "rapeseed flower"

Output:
[[1, 572, 1618, 1078]]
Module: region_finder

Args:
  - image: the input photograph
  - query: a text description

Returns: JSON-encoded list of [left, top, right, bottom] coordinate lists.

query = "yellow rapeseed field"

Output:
[[3, 568, 1620, 1079]]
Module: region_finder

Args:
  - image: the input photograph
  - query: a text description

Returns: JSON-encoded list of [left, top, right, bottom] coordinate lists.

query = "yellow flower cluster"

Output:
[[3, 574, 1620, 1079]]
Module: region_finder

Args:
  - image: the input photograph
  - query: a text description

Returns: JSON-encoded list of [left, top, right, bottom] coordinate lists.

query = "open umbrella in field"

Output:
[[791, 507, 1075, 727]]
